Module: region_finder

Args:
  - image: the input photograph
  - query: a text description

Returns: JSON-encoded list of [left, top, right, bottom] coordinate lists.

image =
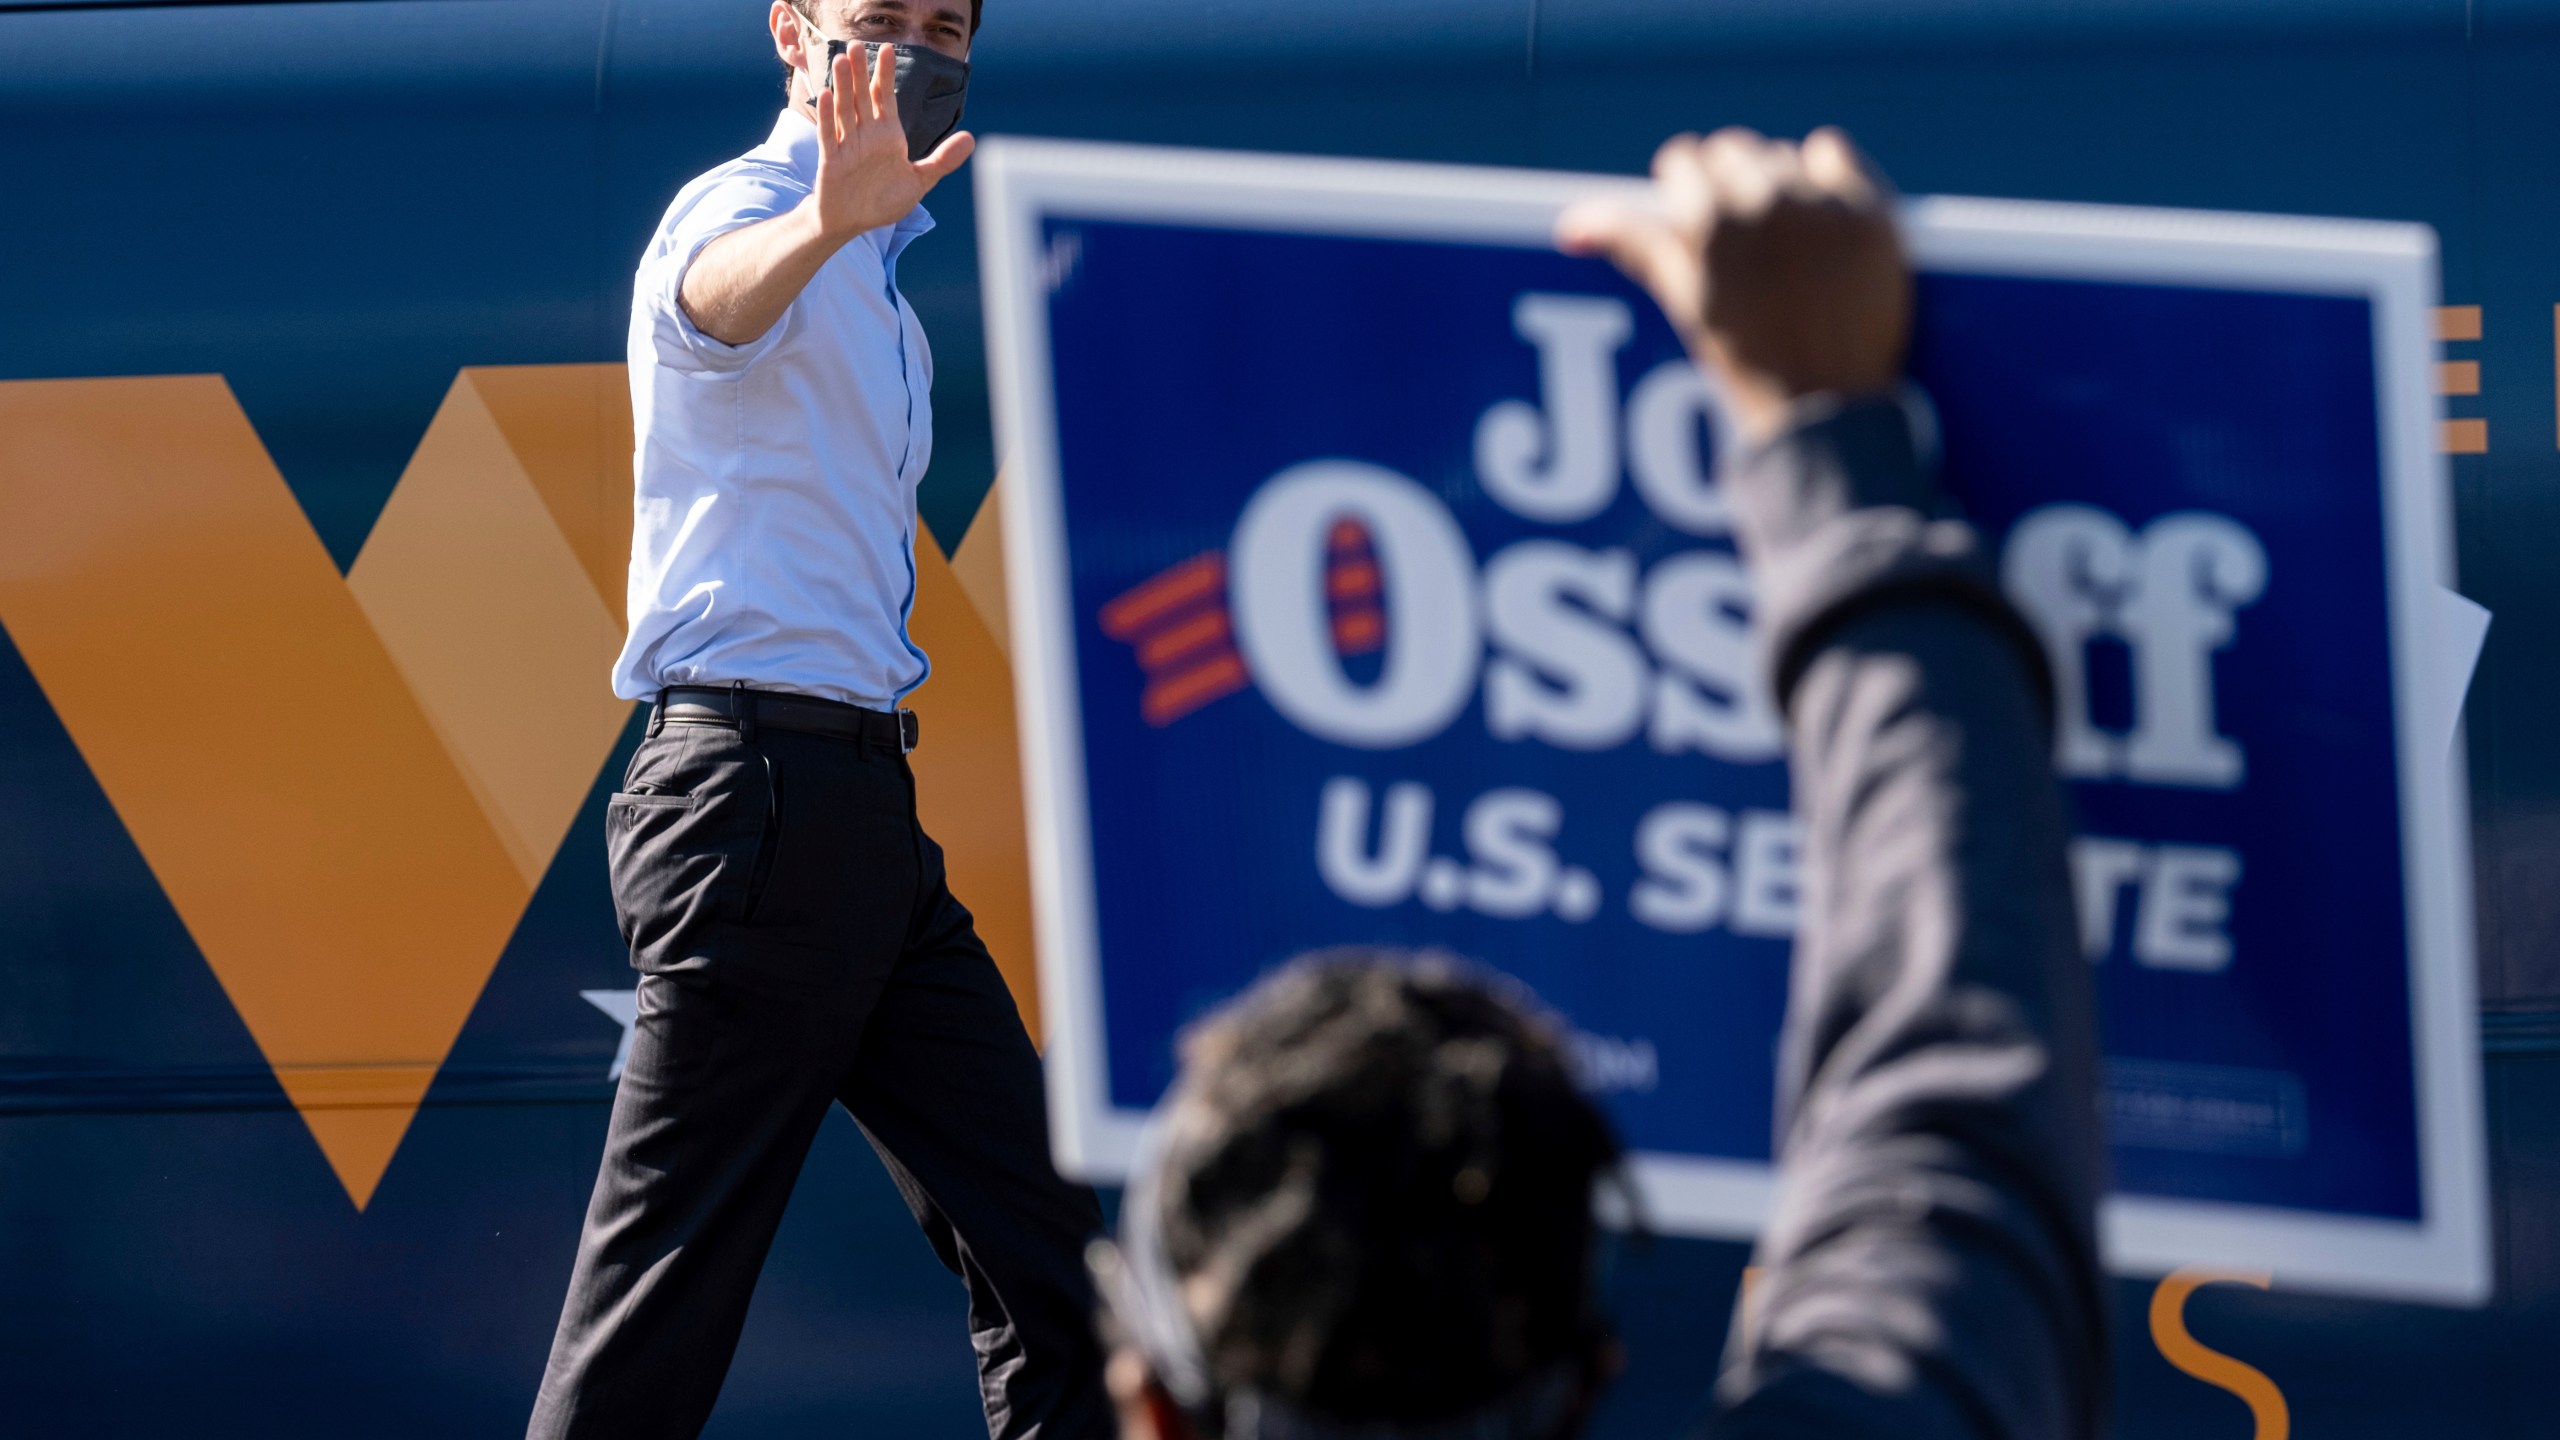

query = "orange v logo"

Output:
[[0, 363, 1042, 1211], [0, 367, 637, 1207]]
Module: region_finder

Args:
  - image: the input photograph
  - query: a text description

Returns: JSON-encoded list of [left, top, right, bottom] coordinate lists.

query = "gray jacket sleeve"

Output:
[[1706, 397, 2111, 1440]]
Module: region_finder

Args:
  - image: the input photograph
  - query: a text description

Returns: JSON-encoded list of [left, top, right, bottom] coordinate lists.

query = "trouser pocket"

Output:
[[742, 750, 783, 924], [605, 729, 776, 972]]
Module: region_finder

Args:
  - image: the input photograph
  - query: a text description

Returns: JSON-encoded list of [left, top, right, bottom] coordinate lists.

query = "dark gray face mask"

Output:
[[820, 39, 970, 161]]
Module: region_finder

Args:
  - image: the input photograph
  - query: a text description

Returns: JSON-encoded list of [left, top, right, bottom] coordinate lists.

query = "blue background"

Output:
[[1044, 220, 2420, 1222], [1917, 275, 2419, 1217], [5, 2, 2559, 1437]]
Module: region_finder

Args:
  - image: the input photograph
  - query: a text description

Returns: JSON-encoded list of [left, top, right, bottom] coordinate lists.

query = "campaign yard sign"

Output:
[[976, 140, 2488, 1303]]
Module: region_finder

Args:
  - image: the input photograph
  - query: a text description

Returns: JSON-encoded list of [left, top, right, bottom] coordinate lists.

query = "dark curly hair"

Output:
[[1145, 950, 1624, 1429]]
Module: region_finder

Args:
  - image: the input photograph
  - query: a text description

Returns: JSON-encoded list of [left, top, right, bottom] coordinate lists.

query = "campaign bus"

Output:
[[2, 2, 2556, 1436]]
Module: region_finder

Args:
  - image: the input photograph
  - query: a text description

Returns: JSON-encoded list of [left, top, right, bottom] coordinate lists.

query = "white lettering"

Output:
[[1625, 359, 1731, 535], [1641, 551, 1783, 761], [2068, 836, 2146, 961], [2123, 516, 2268, 787], [1474, 294, 1632, 523], [1553, 866, 1602, 922], [2002, 504, 2133, 778], [1463, 788, 1565, 918], [2002, 505, 2267, 789], [1568, 1032, 1661, 1094], [1484, 541, 1648, 749], [1231, 461, 1481, 749], [1314, 781, 1602, 922], [2135, 844, 2242, 971], [1418, 856, 1466, 911], [1316, 777, 1432, 907], [1631, 802, 1730, 933], [1731, 810, 1802, 937]]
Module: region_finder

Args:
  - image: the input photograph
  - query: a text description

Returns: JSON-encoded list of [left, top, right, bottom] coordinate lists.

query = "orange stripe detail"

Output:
[[2443, 418, 2488, 454], [1332, 609, 1385, 654], [2436, 360, 2480, 396], [2436, 305, 2482, 342], [1100, 553, 1225, 638], [1327, 559, 1381, 599], [1137, 607, 1231, 669], [1142, 652, 1249, 726]]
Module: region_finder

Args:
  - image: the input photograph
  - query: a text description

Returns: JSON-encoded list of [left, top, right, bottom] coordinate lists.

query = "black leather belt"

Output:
[[654, 684, 918, 752]]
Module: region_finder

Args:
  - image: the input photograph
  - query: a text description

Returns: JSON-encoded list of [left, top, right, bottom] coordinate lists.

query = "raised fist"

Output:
[[1559, 127, 1910, 444]]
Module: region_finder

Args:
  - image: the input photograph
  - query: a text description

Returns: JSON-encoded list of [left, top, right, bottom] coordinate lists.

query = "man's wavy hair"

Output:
[[1147, 950, 1625, 1430]]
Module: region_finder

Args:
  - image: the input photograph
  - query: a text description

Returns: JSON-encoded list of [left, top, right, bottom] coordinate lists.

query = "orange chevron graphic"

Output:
[[0, 367, 632, 1207], [1095, 519, 1385, 728], [0, 365, 1042, 1210]]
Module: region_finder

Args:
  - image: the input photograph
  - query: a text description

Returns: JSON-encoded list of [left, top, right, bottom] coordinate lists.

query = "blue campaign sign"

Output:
[[977, 142, 2488, 1303]]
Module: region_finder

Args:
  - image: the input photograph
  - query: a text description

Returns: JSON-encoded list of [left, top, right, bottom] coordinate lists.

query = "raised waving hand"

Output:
[[675, 42, 974, 347], [809, 42, 975, 240]]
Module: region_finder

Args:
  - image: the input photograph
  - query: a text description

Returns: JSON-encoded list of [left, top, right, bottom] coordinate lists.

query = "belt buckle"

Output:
[[897, 709, 918, 754]]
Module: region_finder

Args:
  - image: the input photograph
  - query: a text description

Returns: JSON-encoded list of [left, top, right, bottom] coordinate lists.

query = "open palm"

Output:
[[811, 43, 974, 240]]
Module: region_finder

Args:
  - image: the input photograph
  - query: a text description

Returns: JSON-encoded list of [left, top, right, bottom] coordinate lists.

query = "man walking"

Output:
[[528, 5, 1110, 1438]]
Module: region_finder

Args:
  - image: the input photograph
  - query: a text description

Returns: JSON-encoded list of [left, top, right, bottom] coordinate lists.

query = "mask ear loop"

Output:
[[791, 0, 842, 107], [1096, 1115, 1219, 1425], [801, 33, 840, 109]]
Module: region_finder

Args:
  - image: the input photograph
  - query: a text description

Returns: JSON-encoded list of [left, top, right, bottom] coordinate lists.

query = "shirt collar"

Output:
[[766, 107, 936, 248]]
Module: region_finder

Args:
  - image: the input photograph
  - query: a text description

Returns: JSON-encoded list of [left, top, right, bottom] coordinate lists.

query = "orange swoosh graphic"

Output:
[[0, 371, 632, 1207], [0, 364, 1043, 1203]]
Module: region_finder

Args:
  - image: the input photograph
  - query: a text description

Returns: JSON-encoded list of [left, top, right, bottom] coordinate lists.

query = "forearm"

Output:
[[1713, 399, 2110, 1440], [678, 201, 842, 347]]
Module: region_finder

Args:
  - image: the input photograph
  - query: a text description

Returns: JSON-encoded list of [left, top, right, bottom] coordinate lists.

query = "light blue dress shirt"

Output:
[[612, 107, 936, 711]]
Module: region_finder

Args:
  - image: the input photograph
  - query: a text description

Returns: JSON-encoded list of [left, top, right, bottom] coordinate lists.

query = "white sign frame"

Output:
[[977, 136, 2489, 1305]]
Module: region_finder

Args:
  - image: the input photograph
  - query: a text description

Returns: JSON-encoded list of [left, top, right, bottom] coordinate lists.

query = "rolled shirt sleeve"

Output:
[[639, 168, 807, 375]]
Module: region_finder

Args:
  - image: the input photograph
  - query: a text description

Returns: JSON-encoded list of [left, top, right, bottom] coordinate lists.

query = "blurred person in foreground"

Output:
[[1092, 127, 2109, 1440]]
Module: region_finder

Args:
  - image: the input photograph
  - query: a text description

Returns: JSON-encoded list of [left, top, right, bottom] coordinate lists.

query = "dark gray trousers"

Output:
[[528, 709, 1110, 1440]]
